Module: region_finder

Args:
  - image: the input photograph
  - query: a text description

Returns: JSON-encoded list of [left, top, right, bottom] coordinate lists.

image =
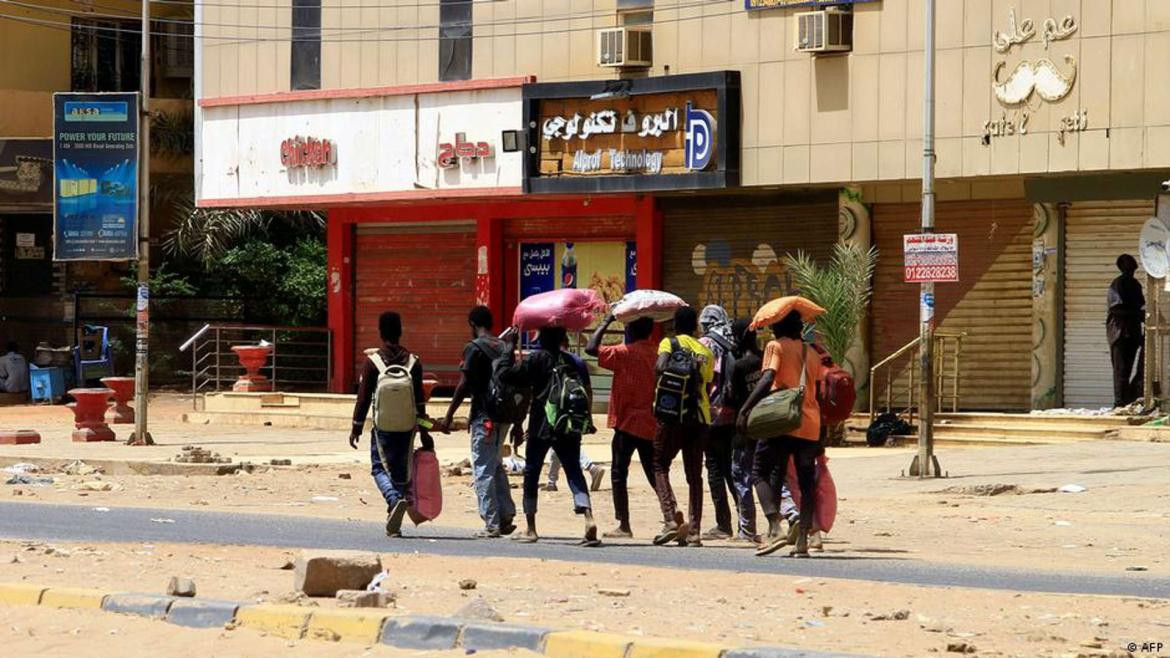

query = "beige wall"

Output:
[[199, 0, 1170, 186]]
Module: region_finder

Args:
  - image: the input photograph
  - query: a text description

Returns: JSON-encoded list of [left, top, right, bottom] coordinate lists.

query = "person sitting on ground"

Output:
[[439, 306, 517, 538], [0, 342, 29, 395], [349, 311, 434, 538], [499, 326, 600, 546], [651, 306, 714, 547], [738, 309, 823, 558], [585, 313, 659, 539]]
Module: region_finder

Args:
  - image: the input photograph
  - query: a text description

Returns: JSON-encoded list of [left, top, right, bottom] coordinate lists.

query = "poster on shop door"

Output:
[[626, 242, 637, 292], [903, 233, 959, 283], [52, 92, 139, 261]]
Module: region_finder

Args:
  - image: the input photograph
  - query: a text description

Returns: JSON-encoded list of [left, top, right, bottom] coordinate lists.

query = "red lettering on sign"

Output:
[[280, 136, 337, 169], [437, 133, 494, 169]]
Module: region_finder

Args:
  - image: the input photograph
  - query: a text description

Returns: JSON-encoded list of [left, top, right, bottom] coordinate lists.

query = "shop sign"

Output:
[[280, 136, 336, 169], [52, 92, 139, 262], [0, 139, 53, 210], [523, 71, 739, 193], [904, 233, 959, 283], [984, 8, 1086, 146], [745, 0, 878, 11], [520, 243, 555, 299], [437, 133, 494, 169]]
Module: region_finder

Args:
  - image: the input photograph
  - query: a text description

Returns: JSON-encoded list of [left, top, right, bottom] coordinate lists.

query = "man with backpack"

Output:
[[585, 313, 659, 539], [349, 311, 434, 538], [440, 306, 518, 538], [651, 306, 714, 547], [698, 305, 741, 541], [498, 326, 600, 546]]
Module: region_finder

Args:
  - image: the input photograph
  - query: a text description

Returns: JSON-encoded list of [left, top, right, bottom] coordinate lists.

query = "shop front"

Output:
[[0, 138, 58, 349]]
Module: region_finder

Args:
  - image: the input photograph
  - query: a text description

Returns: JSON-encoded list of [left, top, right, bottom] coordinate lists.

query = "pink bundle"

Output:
[[786, 454, 838, 534], [513, 288, 608, 332]]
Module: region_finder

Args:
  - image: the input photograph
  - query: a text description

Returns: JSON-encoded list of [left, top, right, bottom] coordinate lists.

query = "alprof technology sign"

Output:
[[522, 71, 740, 194]]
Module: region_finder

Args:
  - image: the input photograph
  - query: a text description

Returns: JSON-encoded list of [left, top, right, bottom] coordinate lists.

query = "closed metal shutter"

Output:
[[354, 221, 476, 388], [1063, 201, 1152, 408], [871, 200, 1033, 411], [661, 196, 839, 320]]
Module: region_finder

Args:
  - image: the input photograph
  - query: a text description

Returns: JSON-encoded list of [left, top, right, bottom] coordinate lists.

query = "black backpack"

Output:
[[654, 337, 701, 423], [704, 332, 737, 417], [544, 354, 591, 436], [473, 338, 531, 424], [866, 411, 913, 447]]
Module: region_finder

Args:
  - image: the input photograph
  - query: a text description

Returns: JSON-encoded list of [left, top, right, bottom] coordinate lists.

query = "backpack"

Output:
[[866, 411, 912, 447], [810, 344, 857, 425], [472, 338, 531, 424], [369, 352, 418, 433], [704, 332, 737, 425], [654, 337, 701, 424], [544, 354, 592, 436]]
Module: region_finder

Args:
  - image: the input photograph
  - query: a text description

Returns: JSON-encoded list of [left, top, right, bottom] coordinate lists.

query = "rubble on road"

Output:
[[455, 597, 504, 622], [294, 550, 382, 597], [62, 460, 100, 476], [336, 589, 395, 608], [167, 577, 197, 597], [174, 446, 231, 464]]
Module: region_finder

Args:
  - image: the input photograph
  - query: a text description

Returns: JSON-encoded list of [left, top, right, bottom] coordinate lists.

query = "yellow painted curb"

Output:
[[544, 630, 634, 658], [629, 637, 726, 658], [236, 604, 312, 639], [40, 587, 108, 609], [305, 608, 391, 644], [0, 583, 46, 606]]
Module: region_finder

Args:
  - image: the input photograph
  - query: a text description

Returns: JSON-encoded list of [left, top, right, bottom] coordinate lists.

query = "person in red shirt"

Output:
[[585, 313, 659, 538], [737, 309, 823, 557]]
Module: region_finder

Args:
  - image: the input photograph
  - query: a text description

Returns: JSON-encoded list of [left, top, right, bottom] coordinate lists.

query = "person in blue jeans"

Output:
[[349, 311, 433, 538], [441, 306, 517, 538]]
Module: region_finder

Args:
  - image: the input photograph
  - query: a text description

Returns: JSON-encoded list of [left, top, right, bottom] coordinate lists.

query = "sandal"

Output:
[[755, 535, 789, 557], [652, 524, 679, 546]]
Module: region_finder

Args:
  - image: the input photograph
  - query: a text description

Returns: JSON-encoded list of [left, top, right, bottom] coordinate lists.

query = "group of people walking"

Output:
[[350, 301, 827, 558]]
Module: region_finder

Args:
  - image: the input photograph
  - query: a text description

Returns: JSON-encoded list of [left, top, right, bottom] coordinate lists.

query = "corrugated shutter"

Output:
[[660, 196, 839, 319], [871, 200, 1032, 411], [354, 221, 476, 388], [1063, 201, 1152, 408]]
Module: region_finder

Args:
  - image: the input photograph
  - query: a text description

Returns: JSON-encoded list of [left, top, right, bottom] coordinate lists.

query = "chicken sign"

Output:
[[904, 233, 959, 283]]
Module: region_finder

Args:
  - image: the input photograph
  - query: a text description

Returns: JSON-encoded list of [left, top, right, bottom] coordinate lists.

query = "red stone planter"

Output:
[[0, 430, 41, 445], [231, 344, 274, 392], [68, 388, 116, 442], [422, 373, 439, 402], [100, 376, 136, 424]]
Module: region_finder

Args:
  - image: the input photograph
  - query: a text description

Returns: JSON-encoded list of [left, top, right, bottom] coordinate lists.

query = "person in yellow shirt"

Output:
[[651, 306, 714, 547]]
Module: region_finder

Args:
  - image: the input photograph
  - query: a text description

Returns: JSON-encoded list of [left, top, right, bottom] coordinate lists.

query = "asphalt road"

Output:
[[1, 502, 1167, 600]]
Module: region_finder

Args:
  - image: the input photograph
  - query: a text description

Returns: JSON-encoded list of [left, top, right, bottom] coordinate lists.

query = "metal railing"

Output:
[[179, 323, 332, 410], [868, 331, 965, 426]]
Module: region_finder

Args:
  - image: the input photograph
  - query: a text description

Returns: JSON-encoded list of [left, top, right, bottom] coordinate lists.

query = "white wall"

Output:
[[198, 87, 523, 203]]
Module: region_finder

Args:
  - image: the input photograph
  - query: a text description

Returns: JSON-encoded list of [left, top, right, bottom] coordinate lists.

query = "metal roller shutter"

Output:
[[354, 221, 476, 388], [660, 196, 839, 320], [1063, 201, 1152, 409], [871, 200, 1033, 411]]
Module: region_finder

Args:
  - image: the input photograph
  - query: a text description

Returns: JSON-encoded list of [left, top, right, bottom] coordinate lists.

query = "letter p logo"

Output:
[[684, 102, 715, 171]]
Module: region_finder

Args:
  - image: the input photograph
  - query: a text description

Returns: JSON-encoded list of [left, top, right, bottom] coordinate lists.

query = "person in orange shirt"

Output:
[[737, 309, 823, 557]]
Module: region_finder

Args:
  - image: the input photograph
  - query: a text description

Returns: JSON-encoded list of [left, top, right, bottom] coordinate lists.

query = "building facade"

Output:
[[196, 0, 1170, 411]]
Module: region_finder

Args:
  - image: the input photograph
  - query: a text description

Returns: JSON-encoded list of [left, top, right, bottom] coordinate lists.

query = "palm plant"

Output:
[[162, 193, 325, 264], [784, 243, 878, 367]]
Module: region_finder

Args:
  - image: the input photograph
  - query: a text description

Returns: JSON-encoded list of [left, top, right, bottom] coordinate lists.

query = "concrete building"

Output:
[[196, 0, 1170, 411]]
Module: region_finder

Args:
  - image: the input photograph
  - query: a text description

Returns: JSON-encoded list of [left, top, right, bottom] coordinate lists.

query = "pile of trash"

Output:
[[174, 445, 232, 464]]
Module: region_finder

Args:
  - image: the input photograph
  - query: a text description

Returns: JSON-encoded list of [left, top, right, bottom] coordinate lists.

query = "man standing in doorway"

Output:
[[441, 306, 517, 538], [1108, 254, 1145, 408]]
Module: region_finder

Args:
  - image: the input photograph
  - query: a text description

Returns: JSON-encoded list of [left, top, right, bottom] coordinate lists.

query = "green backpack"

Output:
[[745, 343, 807, 441], [544, 355, 592, 436]]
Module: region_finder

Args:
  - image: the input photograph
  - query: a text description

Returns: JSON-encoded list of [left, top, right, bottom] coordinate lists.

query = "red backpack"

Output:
[[811, 344, 856, 425]]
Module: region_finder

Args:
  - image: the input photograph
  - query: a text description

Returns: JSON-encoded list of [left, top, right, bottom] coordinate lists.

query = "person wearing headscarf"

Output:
[[698, 304, 743, 540]]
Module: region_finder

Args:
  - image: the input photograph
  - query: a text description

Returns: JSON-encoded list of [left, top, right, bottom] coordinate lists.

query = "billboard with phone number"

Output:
[[53, 92, 139, 261]]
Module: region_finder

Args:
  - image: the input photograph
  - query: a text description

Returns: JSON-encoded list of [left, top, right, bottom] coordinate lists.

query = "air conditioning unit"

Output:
[[795, 8, 853, 54], [598, 27, 653, 68]]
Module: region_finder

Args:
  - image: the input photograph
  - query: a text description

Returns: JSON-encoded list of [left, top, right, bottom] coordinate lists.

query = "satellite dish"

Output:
[[1139, 216, 1170, 279]]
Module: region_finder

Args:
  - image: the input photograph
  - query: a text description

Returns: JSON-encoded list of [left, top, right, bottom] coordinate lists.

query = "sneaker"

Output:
[[730, 532, 761, 544], [652, 523, 680, 546], [500, 519, 517, 536], [589, 465, 606, 491], [474, 528, 502, 539], [786, 515, 801, 545], [685, 536, 703, 548], [603, 527, 633, 539], [701, 527, 732, 541], [541, 482, 558, 492], [385, 500, 408, 537], [809, 531, 824, 551]]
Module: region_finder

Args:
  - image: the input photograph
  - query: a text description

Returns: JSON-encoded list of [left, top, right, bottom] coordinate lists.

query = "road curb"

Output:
[[102, 593, 176, 619], [0, 581, 876, 657]]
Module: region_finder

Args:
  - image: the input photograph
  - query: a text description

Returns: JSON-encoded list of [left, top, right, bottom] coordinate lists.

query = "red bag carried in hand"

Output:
[[408, 449, 442, 524], [787, 454, 838, 534]]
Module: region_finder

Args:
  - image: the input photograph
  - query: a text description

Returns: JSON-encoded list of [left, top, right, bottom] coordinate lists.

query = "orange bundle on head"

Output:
[[749, 295, 826, 330]]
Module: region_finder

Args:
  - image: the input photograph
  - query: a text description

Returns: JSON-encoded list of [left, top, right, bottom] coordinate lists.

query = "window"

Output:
[[291, 0, 322, 91], [71, 18, 142, 93], [618, 0, 652, 25], [439, 0, 472, 82]]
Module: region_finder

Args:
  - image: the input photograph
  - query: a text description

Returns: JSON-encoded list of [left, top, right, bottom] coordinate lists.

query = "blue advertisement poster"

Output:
[[53, 92, 139, 261], [625, 241, 637, 292], [519, 242, 555, 300]]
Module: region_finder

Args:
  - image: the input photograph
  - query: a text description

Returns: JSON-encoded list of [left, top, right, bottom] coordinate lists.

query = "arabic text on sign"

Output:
[[543, 107, 680, 141]]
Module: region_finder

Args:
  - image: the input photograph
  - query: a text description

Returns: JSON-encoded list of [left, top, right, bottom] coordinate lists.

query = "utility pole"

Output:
[[911, 0, 940, 478], [130, 0, 153, 446]]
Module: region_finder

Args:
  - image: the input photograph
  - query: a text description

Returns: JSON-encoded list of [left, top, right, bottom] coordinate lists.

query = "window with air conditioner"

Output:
[[598, 27, 652, 68], [795, 8, 853, 54]]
